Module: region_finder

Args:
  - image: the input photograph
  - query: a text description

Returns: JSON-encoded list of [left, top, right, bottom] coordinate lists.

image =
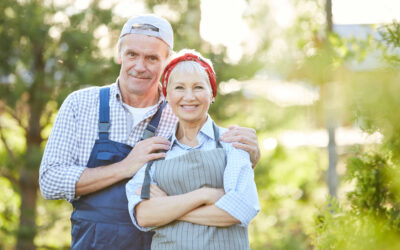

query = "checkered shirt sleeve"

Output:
[[39, 91, 86, 202], [216, 134, 260, 227]]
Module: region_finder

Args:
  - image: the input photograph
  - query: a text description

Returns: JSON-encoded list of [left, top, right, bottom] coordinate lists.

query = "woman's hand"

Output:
[[220, 126, 260, 168]]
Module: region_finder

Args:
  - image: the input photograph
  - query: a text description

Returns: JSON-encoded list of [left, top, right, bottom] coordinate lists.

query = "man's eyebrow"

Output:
[[123, 48, 134, 53], [146, 54, 160, 58]]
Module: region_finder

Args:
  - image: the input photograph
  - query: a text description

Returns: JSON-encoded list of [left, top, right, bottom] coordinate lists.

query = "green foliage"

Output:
[[314, 200, 400, 250], [379, 21, 400, 66], [35, 197, 72, 249], [0, 177, 20, 248], [251, 145, 326, 250], [313, 21, 400, 249], [346, 154, 394, 216]]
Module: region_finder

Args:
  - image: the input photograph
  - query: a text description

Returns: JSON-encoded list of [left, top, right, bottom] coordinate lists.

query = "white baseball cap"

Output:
[[120, 14, 174, 49]]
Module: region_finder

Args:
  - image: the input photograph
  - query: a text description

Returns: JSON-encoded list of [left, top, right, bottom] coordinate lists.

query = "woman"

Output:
[[126, 50, 260, 250]]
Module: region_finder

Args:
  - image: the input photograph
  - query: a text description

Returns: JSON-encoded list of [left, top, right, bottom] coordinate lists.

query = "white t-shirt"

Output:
[[123, 103, 158, 132]]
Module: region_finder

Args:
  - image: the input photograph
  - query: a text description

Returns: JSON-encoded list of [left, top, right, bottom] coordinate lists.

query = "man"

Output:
[[39, 14, 260, 250]]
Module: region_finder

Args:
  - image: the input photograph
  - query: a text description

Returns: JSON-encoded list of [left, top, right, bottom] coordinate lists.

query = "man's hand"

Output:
[[220, 126, 260, 168], [75, 136, 170, 197], [136, 184, 168, 198], [121, 136, 170, 178]]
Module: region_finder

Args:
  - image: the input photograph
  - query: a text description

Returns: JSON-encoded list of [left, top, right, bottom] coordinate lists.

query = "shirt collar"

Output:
[[112, 79, 166, 108], [170, 115, 215, 148], [109, 79, 123, 103]]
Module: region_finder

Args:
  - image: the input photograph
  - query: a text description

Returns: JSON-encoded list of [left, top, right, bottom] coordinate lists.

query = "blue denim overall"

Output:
[[71, 87, 165, 250]]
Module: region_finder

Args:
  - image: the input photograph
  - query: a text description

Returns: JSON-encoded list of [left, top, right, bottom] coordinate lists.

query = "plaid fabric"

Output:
[[39, 81, 177, 202]]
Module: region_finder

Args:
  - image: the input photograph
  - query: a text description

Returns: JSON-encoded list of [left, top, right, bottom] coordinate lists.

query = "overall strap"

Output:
[[141, 134, 172, 200], [142, 101, 167, 140], [98, 87, 110, 140], [212, 122, 223, 148], [140, 101, 167, 199]]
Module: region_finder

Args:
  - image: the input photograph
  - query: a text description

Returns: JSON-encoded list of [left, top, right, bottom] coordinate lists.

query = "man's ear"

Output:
[[117, 54, 122, 64]]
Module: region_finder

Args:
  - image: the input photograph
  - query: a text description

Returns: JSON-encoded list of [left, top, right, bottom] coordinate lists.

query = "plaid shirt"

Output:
[[39, 81, 177, 202]]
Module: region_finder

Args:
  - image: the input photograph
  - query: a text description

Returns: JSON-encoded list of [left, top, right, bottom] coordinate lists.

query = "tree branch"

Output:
[[0, 122, 16, 162], [6, 106, 27, 131], [0, 166, 18, 187]]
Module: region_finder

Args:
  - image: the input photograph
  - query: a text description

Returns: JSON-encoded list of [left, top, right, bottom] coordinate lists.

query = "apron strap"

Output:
[[212, 122, 223, 148], [140, 101, 168, 199], [98, 87, 110, 140], [140, 161, 154, 200], [141, 134, 173, 200], [142, 101, 167, 140]]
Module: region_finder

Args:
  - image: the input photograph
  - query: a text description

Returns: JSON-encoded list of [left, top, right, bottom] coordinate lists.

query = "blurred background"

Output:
[[1, 0, 400, 249]]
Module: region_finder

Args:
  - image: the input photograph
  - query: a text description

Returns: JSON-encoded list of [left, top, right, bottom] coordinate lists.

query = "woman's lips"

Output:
[[180, 105, 198, 111]]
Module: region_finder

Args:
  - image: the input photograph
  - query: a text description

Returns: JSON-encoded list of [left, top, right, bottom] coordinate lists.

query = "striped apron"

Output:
[[143, 122, 249, 250]]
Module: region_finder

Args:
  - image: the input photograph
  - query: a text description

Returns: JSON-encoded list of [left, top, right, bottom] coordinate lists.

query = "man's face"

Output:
[[118, 33, 169, 100]]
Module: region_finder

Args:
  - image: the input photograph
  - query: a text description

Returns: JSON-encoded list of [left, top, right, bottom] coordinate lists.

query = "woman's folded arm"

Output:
[[178, 204, 239, 227]]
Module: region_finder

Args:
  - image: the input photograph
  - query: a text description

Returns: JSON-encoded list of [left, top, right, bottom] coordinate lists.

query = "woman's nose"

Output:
[[183, 89, 195, 100]]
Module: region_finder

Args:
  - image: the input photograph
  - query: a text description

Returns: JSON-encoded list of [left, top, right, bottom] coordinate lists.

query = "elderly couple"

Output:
[[40, 14, 260, 250]]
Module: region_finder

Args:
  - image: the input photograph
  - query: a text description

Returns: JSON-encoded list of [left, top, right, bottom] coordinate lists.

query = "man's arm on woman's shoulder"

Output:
[[220, 125, 260, 168]]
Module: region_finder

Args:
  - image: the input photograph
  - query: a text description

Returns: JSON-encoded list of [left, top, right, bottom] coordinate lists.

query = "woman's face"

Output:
[[167, 70, 213, 126]]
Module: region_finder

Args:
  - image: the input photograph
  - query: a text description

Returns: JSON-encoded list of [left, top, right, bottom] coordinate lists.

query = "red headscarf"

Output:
[[161, 53, 217, 97]]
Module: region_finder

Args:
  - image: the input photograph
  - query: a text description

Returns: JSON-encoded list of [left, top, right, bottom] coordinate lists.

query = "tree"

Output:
[[288, 0, 344, 199], [0, 1, 121, 248]]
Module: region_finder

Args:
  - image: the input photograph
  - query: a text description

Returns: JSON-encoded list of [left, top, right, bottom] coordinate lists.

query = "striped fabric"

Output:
[[153, 221, 248, 250], [150, 130, 250, 250], [154, 149, 226, 195]]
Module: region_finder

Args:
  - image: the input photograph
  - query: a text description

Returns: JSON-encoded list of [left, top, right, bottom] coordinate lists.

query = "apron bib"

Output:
[[141, 123, 249, 250]]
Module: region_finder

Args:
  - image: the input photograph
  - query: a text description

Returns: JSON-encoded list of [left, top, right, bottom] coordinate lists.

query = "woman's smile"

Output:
[[180, 104, 199, 111]]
